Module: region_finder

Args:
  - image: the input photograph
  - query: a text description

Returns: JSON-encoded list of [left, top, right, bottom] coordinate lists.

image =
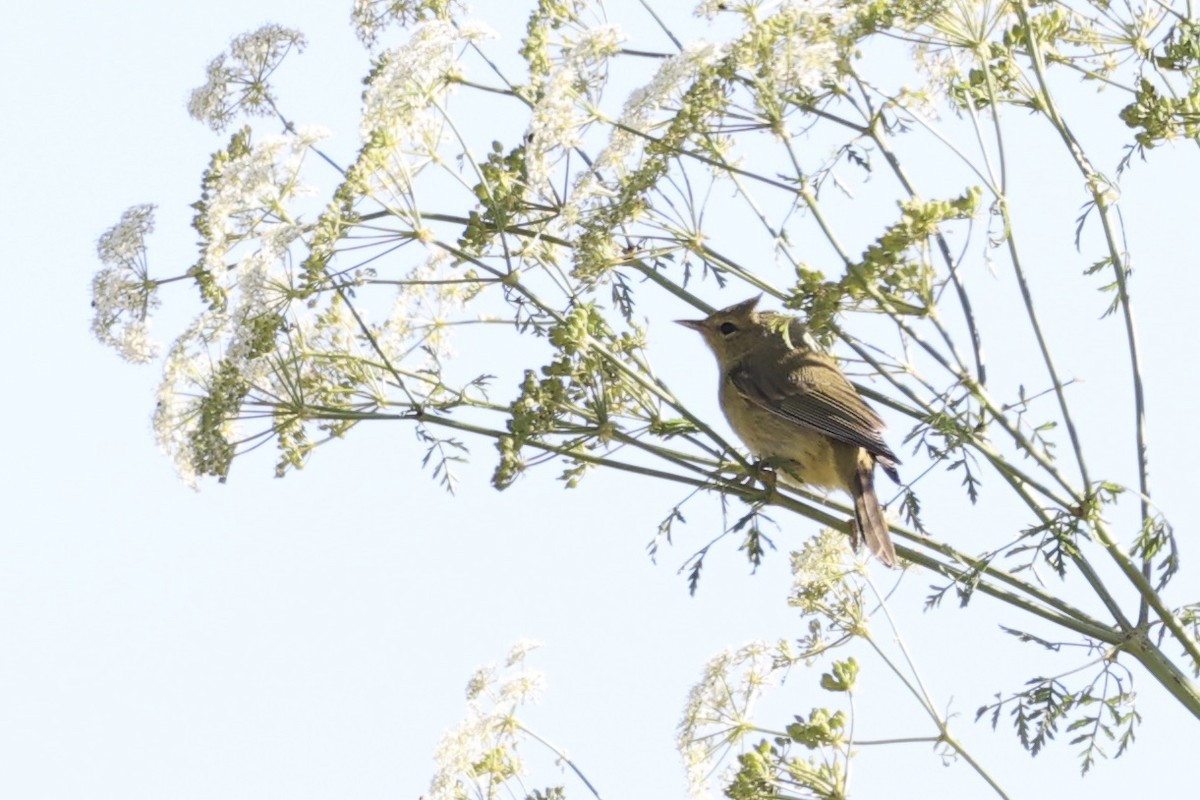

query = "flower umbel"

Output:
[[427, 641, 545, 800], [188, 25, 307, 131], [678, 640, 792, 799], [351, 0, 465, 47], [789, 529, 869, 654], [524, 24, 625, 193], [91, 204, 161, 363]]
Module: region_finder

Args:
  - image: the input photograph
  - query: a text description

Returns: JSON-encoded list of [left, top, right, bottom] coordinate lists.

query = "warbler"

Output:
[[677, 295, 902, 567]]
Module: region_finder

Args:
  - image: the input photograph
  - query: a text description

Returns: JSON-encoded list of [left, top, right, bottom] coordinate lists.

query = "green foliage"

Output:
[[524, 789, 566, 800], [494, 303, 654, 489], [721, 666, 859, 800], [733, 504, 777, 570], [725, 738, 848, 800], [520, 0, 585, 83], [459, 142, 533, 255], [819, 658, 859, 693], [187, 359, 245, 480], [786, 708, 848, 749], [189, 127, 256, 310], [791, 188, 981, 332], [978, 655, 1140, 775], [1120, 78, 1200, 148]]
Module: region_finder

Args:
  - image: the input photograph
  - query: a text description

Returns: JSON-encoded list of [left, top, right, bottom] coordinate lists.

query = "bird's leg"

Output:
[[752, 458, 779, 496], [726, 456, 779, 503]]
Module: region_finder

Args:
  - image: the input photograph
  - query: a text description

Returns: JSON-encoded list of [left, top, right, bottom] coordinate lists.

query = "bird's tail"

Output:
[[853, 455, 898, 568]]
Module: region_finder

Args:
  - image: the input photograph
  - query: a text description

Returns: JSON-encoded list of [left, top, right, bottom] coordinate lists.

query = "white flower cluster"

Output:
[[351, 0, 467, 48], [153, 311, 231, 489], [152, 247, 302, 488], [427, 640, 545, 800], [911, 42, 966, 106], [677, 640, 783, 799], [563, 41, 724, 228], [187, 25, 307, 132], [198, 126, 328, 285], [151, 127, 326, 485], [356, 19, 495, 215], [91, 204, 161, 363], [360, 20, 495, 142], [525, 24, 626, 193], [701, 0, 852, 114], [377, 247, 468, 379], [769, 1, 846, 98]]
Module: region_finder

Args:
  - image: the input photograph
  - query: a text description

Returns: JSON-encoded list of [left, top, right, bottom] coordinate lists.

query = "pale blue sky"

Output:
[[3, 1, 1197, 798]]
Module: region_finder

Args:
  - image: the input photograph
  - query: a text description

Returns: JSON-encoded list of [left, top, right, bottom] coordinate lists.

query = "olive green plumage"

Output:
[[677, 295, 901, 567]]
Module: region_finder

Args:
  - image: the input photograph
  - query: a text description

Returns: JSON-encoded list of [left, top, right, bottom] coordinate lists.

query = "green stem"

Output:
[[864, 588, 1012, 799], [1124, 635, 1200, 719], [1012, 0, 1187, 663], [518, 723, 605, 800]]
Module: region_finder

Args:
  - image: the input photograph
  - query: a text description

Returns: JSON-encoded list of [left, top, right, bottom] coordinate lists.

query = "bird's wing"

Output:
[[727, 356, 901, 467]]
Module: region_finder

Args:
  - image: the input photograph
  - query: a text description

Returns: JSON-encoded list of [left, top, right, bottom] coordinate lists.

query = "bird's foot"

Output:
[[727, 459, 779, 502]]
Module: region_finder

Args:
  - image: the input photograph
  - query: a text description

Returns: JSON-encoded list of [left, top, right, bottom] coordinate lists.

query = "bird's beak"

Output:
[[675, 318, 705, 331]]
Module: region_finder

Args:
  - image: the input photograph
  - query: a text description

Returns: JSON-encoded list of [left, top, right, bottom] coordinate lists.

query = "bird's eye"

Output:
[[718, 322, 738, 336]]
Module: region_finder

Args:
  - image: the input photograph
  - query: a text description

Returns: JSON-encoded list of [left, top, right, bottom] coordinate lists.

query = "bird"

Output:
[[677, 295, 902, 567]]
